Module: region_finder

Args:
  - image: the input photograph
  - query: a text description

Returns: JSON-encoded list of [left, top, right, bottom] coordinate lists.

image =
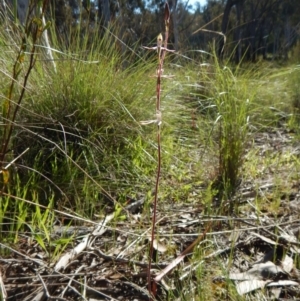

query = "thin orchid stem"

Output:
[[147, 2, 171, 300]]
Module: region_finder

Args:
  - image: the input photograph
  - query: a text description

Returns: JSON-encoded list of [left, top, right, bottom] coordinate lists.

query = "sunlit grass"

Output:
[[1, 4, 300, 299]]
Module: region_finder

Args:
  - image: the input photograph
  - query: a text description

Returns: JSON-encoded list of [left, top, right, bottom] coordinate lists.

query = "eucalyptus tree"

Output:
[[215, 0, 300, 62]]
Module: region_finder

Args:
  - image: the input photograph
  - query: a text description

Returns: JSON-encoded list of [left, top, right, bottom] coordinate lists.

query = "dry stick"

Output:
[[0, 269, 7, 301], [147, 3, 171, 300], [0, 241, 120, 301], [0, 147, 29, 173], [37, 273, 67, 301], [154, 221, 213, 282]]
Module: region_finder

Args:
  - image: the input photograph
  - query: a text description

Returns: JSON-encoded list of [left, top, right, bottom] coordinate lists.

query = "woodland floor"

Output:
[[2, 124, 300, 301]]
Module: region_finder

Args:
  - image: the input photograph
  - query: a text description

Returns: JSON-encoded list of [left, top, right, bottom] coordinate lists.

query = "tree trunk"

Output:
[[219, 0, 240, 57], [102, 0, 110, 26], [2, 0, 29, 24], [234, 0, 243, 63]]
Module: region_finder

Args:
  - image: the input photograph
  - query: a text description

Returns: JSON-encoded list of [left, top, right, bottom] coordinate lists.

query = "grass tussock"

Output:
[[0, 10, 160, 235]]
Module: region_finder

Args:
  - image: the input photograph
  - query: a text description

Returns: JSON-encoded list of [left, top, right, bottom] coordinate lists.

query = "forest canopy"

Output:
[[40, 0, 300, 62]]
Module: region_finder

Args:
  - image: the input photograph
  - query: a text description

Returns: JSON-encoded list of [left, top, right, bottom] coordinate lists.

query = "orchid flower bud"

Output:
[[157, 33, 163, 52]]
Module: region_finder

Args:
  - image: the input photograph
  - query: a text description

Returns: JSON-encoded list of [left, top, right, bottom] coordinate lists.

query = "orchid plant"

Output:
[[141, 2, 175, 300]]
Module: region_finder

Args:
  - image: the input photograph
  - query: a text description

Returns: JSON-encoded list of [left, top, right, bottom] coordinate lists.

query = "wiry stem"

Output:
[[147, 2, 171, 300], [0, 1, 50, 169]]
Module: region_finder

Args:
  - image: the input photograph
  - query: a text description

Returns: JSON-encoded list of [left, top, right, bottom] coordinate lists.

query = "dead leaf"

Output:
[[229, 261, 284, 281], [236, 279, 269, 295], [152, 239, 167, 253], [281, 255, 294, 273], [267, 280, 299, 287]]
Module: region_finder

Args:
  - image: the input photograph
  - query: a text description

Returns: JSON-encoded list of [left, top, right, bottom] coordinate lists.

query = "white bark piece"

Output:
[[236, 279, 269, 295]]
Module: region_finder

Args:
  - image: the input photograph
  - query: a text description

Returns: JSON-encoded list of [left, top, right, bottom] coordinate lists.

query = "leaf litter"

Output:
[[2, 128, 300, 300]]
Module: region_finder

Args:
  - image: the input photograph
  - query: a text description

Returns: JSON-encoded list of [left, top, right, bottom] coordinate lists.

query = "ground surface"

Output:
[[1, 126, 300, 301]]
